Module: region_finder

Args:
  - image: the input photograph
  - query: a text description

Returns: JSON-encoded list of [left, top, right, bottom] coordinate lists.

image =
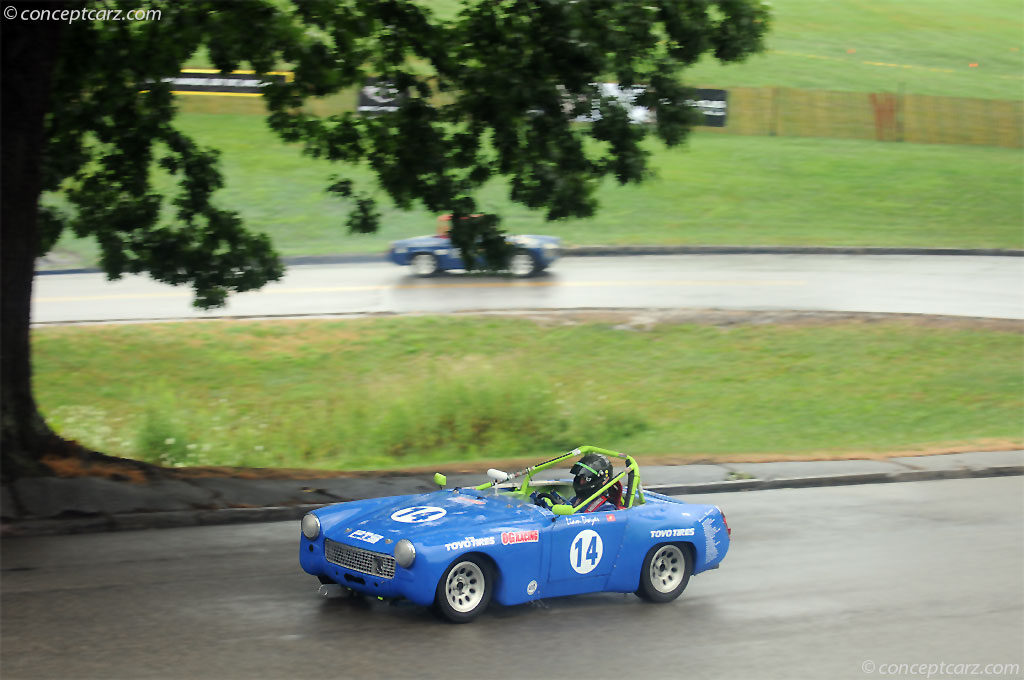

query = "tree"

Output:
[[0, 0, 769, 480]]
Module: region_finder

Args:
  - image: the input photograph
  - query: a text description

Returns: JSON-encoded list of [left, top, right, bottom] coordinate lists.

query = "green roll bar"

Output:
[[473, 445, 645, 513]]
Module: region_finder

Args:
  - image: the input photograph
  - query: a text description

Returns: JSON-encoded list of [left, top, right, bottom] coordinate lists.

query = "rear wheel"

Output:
[[637, 543, 692, 603], [433, 558, 492, 623], [410, 252, 439, 276]]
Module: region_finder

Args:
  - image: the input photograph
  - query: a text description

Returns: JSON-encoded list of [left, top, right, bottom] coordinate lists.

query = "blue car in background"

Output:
[[387, 215, 561, 277], [299, 446, 731, 623]]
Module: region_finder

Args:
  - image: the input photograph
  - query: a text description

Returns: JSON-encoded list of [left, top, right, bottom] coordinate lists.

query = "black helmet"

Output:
[[571, 453, 612, 500]]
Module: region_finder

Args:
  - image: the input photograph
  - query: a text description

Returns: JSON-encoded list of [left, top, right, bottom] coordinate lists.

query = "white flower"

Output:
[[164, 438, 176, 445]]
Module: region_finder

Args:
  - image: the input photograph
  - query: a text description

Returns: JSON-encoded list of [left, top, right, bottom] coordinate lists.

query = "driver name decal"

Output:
[[390, 506, 447, 523]]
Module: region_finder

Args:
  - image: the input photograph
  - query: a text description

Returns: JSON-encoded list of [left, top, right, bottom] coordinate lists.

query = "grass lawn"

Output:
[[46, 113, 1024, 268], [33, 315, 1023, 471], [685, 0, 1022, 100]]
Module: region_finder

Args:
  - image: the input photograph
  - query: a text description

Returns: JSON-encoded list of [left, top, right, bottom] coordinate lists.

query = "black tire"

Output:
[[410, 252, 439, 277], [636, 543, 692, 603], [508, 250, 538, 277], [432, 557, 493, 623]]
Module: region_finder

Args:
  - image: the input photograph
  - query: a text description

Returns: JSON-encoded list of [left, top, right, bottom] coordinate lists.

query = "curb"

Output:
[[34, 246, 1024, 275], [644, 464, 1024, 496], [562, 246, 1024, 257], [0, 504, 325, 537], [4, 465, 1020, 537]]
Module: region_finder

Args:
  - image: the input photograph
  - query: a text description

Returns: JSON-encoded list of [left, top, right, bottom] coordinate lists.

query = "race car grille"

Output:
[[324, 539, 395, 579]]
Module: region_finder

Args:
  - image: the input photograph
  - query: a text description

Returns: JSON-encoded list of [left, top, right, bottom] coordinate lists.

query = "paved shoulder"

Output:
[[2, 450, 1020, 536]]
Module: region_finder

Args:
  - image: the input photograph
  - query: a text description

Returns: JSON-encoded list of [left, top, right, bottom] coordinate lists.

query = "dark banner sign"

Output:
[[688, 89, 728, 127], [357, 78, 408, 114], [162, 70, 291, 96]]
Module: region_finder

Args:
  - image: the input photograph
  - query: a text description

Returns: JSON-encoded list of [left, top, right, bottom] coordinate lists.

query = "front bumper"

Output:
[[301, 536, 434, 606]]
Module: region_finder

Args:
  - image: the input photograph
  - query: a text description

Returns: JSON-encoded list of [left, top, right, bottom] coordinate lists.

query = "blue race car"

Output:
[[387, 215, 561, 277], [299, 446, 731, 622]]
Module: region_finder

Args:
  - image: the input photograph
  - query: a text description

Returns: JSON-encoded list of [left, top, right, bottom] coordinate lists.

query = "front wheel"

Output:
[[410, 252, 439, 277], [508, 250, 538, 277], [433, 558, 493, 623], [637, 543, 692, 603]]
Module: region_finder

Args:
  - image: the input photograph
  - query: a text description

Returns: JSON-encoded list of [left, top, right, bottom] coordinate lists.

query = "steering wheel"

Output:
[[533, 491, 563, 509]]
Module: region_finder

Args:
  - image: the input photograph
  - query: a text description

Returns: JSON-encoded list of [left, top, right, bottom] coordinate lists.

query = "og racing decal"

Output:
[[390, 506, 447, 523], [502, 530, 539, 545], [569, 529, 603, 574]]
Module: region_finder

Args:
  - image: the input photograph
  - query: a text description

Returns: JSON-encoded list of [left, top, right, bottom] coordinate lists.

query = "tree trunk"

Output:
[[1, 11, 64, 481]]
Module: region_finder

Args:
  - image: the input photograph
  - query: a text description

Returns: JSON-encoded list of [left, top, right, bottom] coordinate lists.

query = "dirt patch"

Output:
[[43, 455, 148, 484], [447, 309, 1024, 332], [30, 436, 1021, 483], [153, 438, 1023, 481], [36, 308, 1024, 332]]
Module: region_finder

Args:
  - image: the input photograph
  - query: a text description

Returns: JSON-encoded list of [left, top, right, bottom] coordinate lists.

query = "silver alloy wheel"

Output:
[[648, 544, 685, 594], [410, 253, 438, 276], [445, 561, 485, 613], [508, 252, 535, 277]]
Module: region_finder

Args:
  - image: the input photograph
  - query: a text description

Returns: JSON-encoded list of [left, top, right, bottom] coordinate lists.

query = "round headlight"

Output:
[[301, 513, 321, 540], [394, 539, 416, 568]]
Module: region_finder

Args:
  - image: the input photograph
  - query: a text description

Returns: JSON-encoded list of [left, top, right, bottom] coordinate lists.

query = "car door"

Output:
[[543, 511, 628, 597], [433, 240, 465, 270]]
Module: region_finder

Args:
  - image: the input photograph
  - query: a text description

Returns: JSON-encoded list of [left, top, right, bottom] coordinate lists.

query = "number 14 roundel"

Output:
[[570, 529, 604, 574]]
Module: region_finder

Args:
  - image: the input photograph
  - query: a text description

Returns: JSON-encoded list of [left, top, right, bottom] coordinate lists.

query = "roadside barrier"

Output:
[[176, 83, 1023, 149]]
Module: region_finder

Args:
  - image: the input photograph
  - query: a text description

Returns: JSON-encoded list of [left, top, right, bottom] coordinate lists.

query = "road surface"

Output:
[[32, 254, 1024, 323], [3, 477, 1022, 680]]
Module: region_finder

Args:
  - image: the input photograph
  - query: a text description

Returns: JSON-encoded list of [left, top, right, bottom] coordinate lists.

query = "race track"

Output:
[[14, 255, 1023, 679], [32, 254, 1024, 323], [3, 477, 1022, 680]]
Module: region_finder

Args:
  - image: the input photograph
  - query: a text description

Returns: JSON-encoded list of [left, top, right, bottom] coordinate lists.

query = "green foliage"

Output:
[[31, 317, 1022, 470], [40, 0, 770, 300], [341, 371, 646, 463], [135, 409, 191, 467]]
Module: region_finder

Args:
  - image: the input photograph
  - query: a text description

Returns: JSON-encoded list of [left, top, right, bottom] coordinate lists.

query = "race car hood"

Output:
[[317, 488, 540, 547]]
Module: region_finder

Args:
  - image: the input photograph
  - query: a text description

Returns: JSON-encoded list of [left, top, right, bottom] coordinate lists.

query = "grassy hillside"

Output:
[[35, 316, 1023, 469], [46, 112, 1023, 267], [186, 0, 1023, 99], [686, 0, 1021, 99], [47, 1, 1022, 267]]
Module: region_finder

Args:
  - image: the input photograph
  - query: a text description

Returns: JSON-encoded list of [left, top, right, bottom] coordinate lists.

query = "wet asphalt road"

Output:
[[2, 477, 1022, 680], [32, 254, 1024, 323]]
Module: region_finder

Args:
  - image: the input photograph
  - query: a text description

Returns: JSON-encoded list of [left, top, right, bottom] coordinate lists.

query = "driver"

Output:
[[532, 453, 624, 512], [570, 453, 624, 512]]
